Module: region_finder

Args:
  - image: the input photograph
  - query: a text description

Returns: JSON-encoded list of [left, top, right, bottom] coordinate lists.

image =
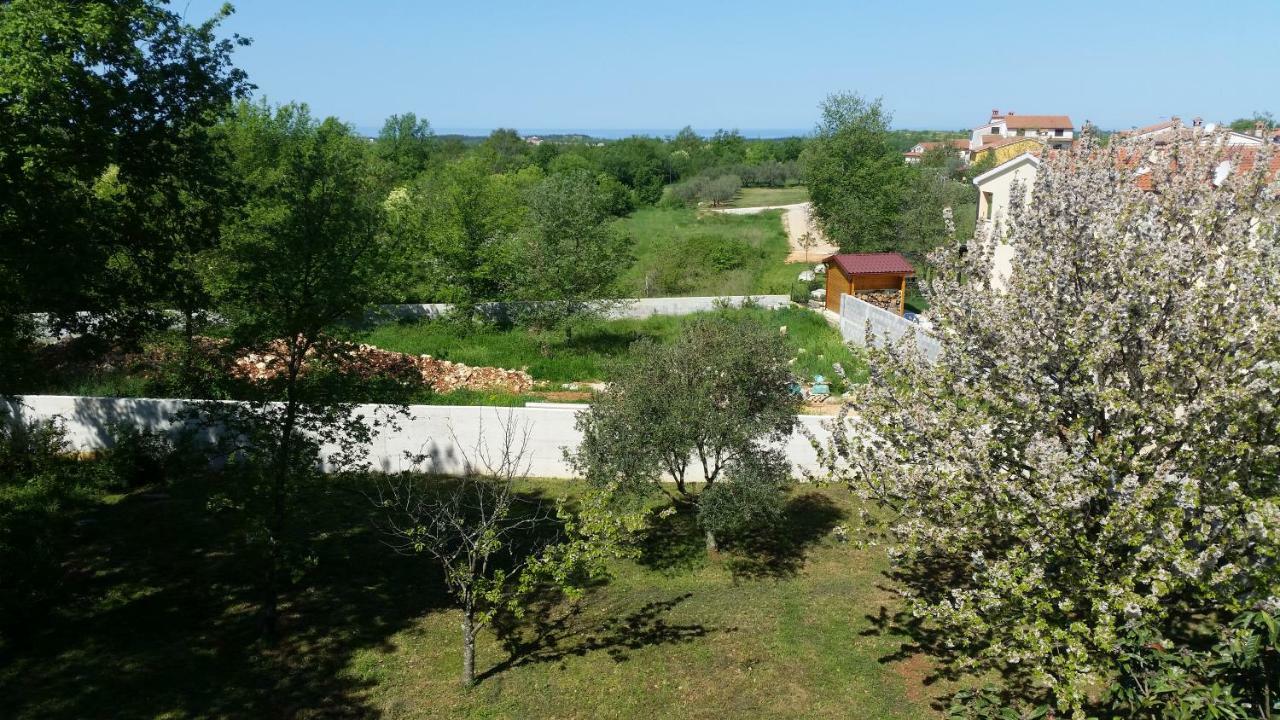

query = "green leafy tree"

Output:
[[600, 136, 672, 205], [1228, 111, 1275, 134], [895, 165, 973, 268], [374, 112, 436, 182], [203, 100, 409, 636], [477, 128, 531, 173], [571, 313, 799, 552], [709, 129, 747, 164], [508, 169, 633, 336], [0, 0, 250, 360], [802, 92, 908, 252], [385, 159, 537, 303]]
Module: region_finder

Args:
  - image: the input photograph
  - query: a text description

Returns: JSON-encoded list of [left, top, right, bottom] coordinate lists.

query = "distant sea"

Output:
[[355, 126, 812, 140]]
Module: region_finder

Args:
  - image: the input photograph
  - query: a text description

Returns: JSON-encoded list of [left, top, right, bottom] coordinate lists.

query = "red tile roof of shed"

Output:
[[824, 252, 915, 276]]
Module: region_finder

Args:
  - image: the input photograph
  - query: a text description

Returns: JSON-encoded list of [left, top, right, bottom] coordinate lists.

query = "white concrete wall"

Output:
[[837, 294, 940, 363], [375, 296, 791, 323], [3, 395, 838, 479]]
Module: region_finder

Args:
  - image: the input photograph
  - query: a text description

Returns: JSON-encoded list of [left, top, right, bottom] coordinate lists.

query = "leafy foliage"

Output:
[[803, 92, 908, 252], [0, 0, 250, 358]]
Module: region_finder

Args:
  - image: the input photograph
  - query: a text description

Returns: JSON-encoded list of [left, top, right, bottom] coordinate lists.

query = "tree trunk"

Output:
[[705, 529, 718, 554], [262, 355, 302, 639], [461, 602, 477, 686]]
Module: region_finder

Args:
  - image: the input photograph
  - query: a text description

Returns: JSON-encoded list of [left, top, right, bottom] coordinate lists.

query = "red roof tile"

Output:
[[824, 252, 915, 276], [1003, 114, 1073, 130]]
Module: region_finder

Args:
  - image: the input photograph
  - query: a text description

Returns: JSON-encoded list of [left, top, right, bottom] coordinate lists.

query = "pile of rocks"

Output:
[[413, 354, 533, 394], [230, 339, 533, 394]]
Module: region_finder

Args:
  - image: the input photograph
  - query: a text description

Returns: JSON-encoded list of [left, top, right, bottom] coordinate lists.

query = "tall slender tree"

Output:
[[204, 100, 409, 636], [802, 92, 907, 252]]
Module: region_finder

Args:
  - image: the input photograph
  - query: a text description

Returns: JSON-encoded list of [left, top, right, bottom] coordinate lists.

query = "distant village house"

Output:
[[903, 139, 969, 165]]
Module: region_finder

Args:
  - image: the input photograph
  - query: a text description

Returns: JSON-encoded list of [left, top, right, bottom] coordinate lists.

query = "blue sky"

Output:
[[183, 0, 1279, 134]]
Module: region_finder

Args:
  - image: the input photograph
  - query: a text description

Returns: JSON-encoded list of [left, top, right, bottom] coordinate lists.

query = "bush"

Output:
[[0, 416, 97, 644], [101, 423, 176, 489], [686, 234, 748, 271], [0, 414, 71, 478]]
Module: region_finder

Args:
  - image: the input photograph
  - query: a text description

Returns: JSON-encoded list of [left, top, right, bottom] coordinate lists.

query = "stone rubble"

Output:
[[230, 339, 533, 394]]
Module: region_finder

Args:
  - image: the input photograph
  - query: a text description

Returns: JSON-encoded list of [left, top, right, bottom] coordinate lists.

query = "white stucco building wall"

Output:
[[972, 153, 1041, 288]]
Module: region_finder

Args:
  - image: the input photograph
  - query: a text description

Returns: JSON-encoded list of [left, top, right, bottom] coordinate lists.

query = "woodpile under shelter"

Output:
[[822, 252, 916, 315]]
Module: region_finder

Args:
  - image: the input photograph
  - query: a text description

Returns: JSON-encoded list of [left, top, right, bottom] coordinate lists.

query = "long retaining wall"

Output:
[[837, 294, 941, 362], [3, 395, 836, 479], [376, 295, 791, 322]]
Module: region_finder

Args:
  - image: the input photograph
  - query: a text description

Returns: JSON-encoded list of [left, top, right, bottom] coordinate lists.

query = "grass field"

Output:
[[362, 306, 866, 390], [614, 207, 803, 297], [0, 475, 950, 719], [729, 186, 809, 208]]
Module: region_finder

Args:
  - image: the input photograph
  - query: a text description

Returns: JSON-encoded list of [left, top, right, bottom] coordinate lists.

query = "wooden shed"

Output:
[[822, 252, 916, 315]]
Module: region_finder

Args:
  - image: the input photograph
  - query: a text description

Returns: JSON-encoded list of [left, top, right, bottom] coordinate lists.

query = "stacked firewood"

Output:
[[855, 290, 901, 313]]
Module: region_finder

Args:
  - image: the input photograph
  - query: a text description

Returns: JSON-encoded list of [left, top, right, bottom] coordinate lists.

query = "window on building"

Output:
[[990, 126, 1000, 134], [1055, 128, 1064, 137], [983, 191, 994, 220]]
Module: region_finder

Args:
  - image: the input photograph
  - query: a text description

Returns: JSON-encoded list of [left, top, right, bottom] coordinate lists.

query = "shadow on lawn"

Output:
[[482, 591, 717, 682], [862, 557, 1047, 712], [722, 491, 846, 580], [0, 474, 448, 719], [636, 490, 845, 579]]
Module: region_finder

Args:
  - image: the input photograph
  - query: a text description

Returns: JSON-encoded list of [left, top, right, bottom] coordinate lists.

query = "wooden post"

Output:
[[899, 275, 907, 316]]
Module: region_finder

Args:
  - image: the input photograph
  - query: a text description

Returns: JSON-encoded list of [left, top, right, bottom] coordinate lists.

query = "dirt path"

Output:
[[711, 202, 839, 263]]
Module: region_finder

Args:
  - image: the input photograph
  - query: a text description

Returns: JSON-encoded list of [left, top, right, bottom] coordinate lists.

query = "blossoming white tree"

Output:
[[816, 132, 1280, 715]]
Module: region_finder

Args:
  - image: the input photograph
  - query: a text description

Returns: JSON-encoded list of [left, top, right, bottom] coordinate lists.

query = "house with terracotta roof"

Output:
[[972, 140, 1279, 288], [903, 139, 970, 165], [1117, 117, 1267, 147], [969, 109, 1074, 152], [821, 252, 916, 315]]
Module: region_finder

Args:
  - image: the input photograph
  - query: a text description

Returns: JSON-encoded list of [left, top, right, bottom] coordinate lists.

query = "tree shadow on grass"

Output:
[[635, 498, 706, 574], [0, 473, 454, 720], [481, 591, 719, 682], [720, 490, 846, 580], [557, 327, 656, 357], [860, 557, 1049, 712]]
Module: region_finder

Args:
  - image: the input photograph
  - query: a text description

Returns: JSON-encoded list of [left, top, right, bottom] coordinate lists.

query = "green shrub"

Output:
[[0, 416, 99, 644], [101, 423, 175, 489]]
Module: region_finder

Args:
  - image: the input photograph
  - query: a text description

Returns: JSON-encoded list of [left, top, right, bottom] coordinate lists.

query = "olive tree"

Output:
[[572, 312, 799, 552], [813, 133, 1280, 716]]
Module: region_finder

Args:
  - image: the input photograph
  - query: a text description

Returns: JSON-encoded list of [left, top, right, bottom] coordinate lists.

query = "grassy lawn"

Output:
[[0, 475, 949, 719], [614, 207, 798, 297], [361, 306, 866, 389], [729, 185, 809, 208]]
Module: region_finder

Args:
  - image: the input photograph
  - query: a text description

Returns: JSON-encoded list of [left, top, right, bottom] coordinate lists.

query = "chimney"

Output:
[[1171, 115, 1180, 126], [1255, 120, 1266, 138], [1192, 116, 1203, 128], [991, 108, 1000, 119]]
